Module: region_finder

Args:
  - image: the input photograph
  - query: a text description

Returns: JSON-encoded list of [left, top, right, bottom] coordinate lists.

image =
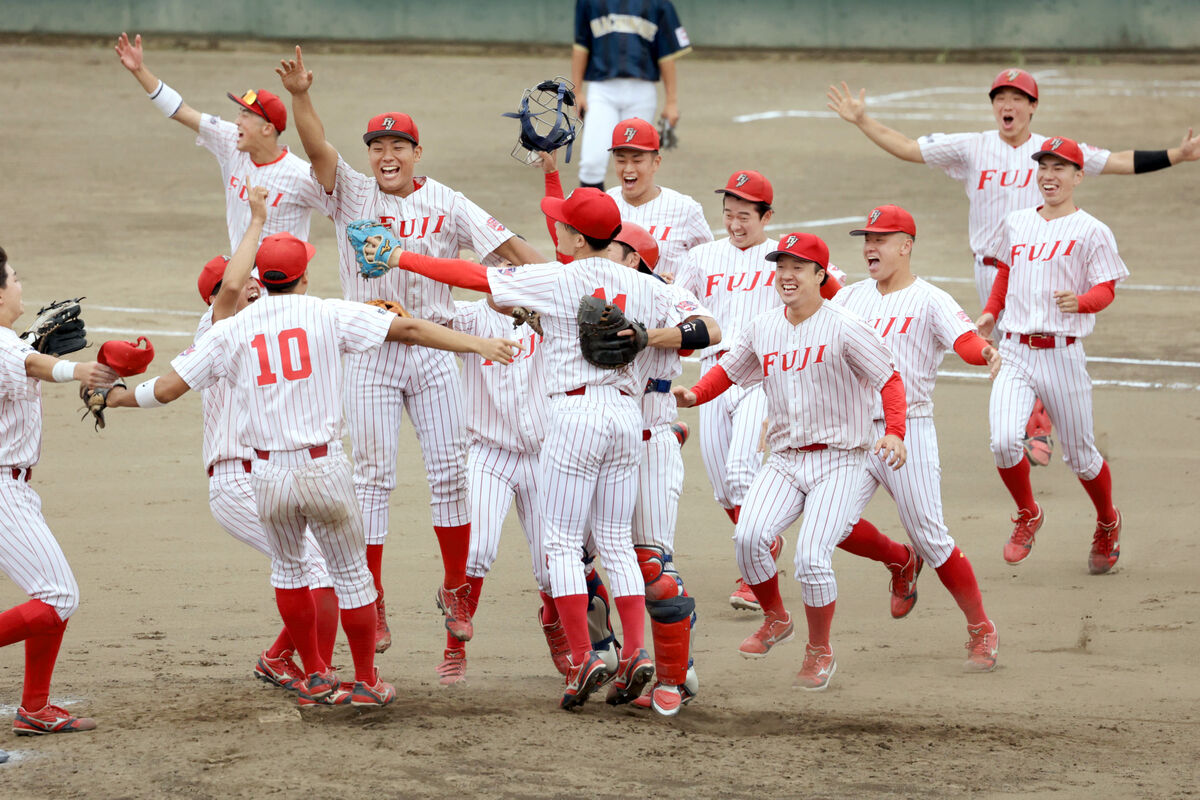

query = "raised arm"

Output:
[[1099, 128, 1200, 174], [827, 82, 924, 164], [104, 370, 192, 408], [115, 33, 202, 132], [386, 317, 520, 364], [276, 46, 338, 192], [212, 185, 268, 322]]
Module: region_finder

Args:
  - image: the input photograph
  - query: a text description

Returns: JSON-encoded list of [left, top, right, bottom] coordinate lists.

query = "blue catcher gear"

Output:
[[503, 77, 581, 165]]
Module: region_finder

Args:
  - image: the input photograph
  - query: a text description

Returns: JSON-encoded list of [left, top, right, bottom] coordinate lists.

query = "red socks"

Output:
[[804, 600, 836, 649], [0, 600, 68, 711], [934, 548, 989, 627], [365, 544, 384, 593], [434, 524, 471, 588], [312, 587, 340, 666], [339, 603, 378, 683], [837, 519, 910, 566], [724, 505, 741, 525], [553, 594, 592, 663], [274, 588, 323, 675], [539, 591, 560, 624], [0, 599, 63, 648], [997, 460, 1037, 514], [445, 575, 484, 651], [613, 595, 646, 656], [1079, 462, 1118, 524], [747, 574, 787, 618]]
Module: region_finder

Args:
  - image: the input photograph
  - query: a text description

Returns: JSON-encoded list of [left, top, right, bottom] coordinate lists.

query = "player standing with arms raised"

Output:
[[975, 138, 1126, 574], [675, 232, 907, 692], [275, 46, 543, 663], [831, 205, 1001, 670], [99, 233, 520, 706], [0, 246, 116, 733], [572, 0, 691, 190], [115, 33, 331, 252]]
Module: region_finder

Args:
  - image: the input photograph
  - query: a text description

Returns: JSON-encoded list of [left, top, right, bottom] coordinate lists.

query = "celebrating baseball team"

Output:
[[3, 2, 1200, 749]]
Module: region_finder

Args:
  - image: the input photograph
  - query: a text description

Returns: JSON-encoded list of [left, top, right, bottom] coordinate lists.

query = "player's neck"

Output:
[[247, 140, 285, 166], [621, 184, 662, 207], [875, 268, 916, 295], [783, 294, 823, 325], [1037, 200, 1079, 221], [999, 129, 1033, 149]]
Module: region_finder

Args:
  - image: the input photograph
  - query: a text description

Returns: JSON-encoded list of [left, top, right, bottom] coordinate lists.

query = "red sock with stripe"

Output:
[[1079, 462, 1118, 524], [434, 524, 470, 588], [837, 518, 909, 565], [274, 588, 323, 675], [997, 460, 1037, 515], [804, 600, 836, 650], [339, 602, 378, 683], [747, 574, 787, 618], [934, 548, 988, 627], [613, 595, 646, 656]]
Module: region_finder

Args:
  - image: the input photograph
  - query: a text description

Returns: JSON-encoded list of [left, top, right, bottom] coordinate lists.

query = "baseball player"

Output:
[[675, 232, 907, 692], [366, 187, 712, 710], [115, 33, 331, 252], [0, 245, 115, 733], [975, 137, 1126, 574], [830, 204, 1001, 671], [572, 0, 691, 189], [674, 170, 844, 611], [100, 233, 521, 706], [195, 186, 339, 690], [829, 70, 1200, 466], [276, 46, 544, 662]]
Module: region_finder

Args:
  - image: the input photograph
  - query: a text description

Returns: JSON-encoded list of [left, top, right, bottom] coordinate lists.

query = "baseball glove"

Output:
[[577, 295, 647, 369], [346, 219, 401, 279], [657, 118, 679, 151], [511, 306, 543, 336], [365, 298, 411, 317], [79, 380, 125, 432], [19, 298, 88, 356]]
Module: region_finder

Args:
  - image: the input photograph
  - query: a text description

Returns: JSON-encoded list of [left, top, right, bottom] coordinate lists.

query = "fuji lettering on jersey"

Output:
[[378, 214, 448, 240], [1009, 239, 1078, 263], [866, 316, 918, 337], [646, 225, 672, 241], [704, 269, 774, 296], [761, 345, 827, 375], [976, 169, 1035, 190], [482, 332, 541, 366], [228, 176, 285, 208]]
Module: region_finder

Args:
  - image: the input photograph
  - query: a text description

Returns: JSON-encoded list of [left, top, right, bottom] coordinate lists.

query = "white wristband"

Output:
[[148, 79, 183, 118], [135, 378, 165, 408], [50, 360, 77, 383]]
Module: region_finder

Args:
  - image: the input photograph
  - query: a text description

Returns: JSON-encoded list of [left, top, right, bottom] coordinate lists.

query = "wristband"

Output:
[[677, 318, 710, 350], [50, 360, 76, 383], [149, 79, 184, 118], [1133, 149, 1172, 174], [135, 378, 165, 408]]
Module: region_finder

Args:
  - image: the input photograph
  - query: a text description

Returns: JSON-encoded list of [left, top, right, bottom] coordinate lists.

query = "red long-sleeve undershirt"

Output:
[[952, 331, 990, 365], [983, 260, 1115, 317], [688, 365, 907, 440], [543, 171, 572, 265], [395, 251, 491, 293]]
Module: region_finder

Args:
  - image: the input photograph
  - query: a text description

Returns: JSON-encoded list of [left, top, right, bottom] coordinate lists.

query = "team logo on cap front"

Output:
[[624, 127, 637, 143], [1049, 137, 1064, 151], [382, 117, 395, 130], [735, 173, 750, 188], [784, 234, 798, 249], [869, 209, 882, 225], [1007, 69, 1021, 81]]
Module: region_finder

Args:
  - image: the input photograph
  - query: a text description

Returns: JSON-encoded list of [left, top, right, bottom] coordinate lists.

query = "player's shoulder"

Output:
[[835, 278, 876, 304], [1072, 207, 1116, 237], [911, 277, 961, 308]]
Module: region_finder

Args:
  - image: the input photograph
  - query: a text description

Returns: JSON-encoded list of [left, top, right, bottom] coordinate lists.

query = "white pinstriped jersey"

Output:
[[194, 309, 254, 468], [720, 303, 896, 452], [327, 157, 514, 322], [173, 295, 393, 450], [918, 130, 1110, 258], [453, 300, 546, 453], [676, 237, 777, 363], [0, 328, 41, 468], [990, 207, 1128, 337], [196, 114, 332, 253], [609, 186, 714, 275], [833, 278, 975, 419], [636, 281, 708, 426], [488, 257, 676, 396]]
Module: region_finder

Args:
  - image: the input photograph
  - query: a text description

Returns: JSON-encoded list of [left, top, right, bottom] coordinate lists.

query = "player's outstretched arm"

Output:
[[115, 33, 202, 132], [1101, 128, 1200, 174], [645, 314, 721, 349], [826, 82, 923, 163], [276, 45, 338, 192], [386, 317, 521, 363], [103, 371, 191, 408], [493, 236, 545, 267], [212, 185, 269, 323], [24, 354, 117, 389]]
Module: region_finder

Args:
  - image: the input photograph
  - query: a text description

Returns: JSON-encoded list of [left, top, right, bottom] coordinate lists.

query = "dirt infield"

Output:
[[1, 41, 1198, 799]]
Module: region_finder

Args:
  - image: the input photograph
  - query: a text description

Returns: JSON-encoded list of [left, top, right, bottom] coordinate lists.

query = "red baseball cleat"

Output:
[[561, 651, 610, 710], [254, 649, 305, 691], [964, 620, 999, 672], [1088, 510, 1122, 575], [374, 591, 392, 654], [794, 644, 837, 691], [12, 705, 97, 736], [1003, 505, 1044, 565], [605, 648, 655, 706], [436, 583, 475, 642], [436, 648, 467, 687], [887, 544, 924, 619], [738, 611, 795, 658]]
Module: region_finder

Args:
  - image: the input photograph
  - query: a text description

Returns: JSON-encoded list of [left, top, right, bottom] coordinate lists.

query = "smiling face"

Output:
[[369, 136, 422, 195], [612, 149, 661, 204], [234, 109, 276, 153], [774, 254, 825, 307], [0, 261, 25, 327], [722, 195, 772, 249], [991, 88, 1037, 143], [236, 279, 262, 312], [862, 231, 912, 283], [1036, 155, 1083, 206]]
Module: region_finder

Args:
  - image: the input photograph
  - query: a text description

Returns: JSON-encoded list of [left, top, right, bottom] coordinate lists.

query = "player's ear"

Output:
[[412, 144, 423, 164], [651, 153, 663, 170], [761, 207, 774, 224]]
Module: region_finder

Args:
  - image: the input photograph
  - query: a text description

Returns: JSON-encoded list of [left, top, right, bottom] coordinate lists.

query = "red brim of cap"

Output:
[[1031, 150, 1083, 169], [539, 195, 569, 226], [227, 93, 271, 124], [608, 142, 657, 152], [764, 250, 826, 267], [715, 188, 769, 204]]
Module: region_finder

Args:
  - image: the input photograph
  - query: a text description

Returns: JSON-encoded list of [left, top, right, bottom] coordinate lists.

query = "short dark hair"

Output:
[[614, 241, 637, 261], [989, 87, 1036, 103], [722, 194, 772, 218], [262, 277, 302, 294], [565, 224, 616, 252], [0, 246, 7, 289]]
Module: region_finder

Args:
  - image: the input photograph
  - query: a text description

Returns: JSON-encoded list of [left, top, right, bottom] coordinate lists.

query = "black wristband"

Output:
[[1133, 149, 1172, 174], [678, 318, 710, 350]]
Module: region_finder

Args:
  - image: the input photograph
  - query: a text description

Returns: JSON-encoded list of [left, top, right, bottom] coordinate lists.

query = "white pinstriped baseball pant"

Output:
[[466, 443, 550, 594], [698, 382, 768, 512], [632, 424, 685, 553], [0, 478, 78, 620]]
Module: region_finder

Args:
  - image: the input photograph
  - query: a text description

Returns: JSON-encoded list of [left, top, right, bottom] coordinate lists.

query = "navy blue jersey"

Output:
[[575, 0, 691, 83]]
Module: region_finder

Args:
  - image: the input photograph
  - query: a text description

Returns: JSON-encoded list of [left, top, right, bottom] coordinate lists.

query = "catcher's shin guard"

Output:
[[637, 546, 696, 686]]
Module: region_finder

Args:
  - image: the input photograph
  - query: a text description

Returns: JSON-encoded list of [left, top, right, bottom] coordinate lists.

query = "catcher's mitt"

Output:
[[346, 219, 401, 279], [511, 306, 543, 336], [20, 298, 87, 356], [657, 118, 679, 151], [365, 298, 411, 318], [577, 295, 647, 369], [80, 381, 124, 432]]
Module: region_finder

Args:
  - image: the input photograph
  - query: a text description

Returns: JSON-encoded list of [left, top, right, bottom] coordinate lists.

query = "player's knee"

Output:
[[50, 578, 80, 621], [636, 545, 684, 603]]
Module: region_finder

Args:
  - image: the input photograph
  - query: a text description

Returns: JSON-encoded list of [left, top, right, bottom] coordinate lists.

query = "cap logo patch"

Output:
[[869, 209, 882, 225], [735, 173, 750, 188], [382, 117, 395, 130], [784, 234, 798, 249], [624, 127, 637, 143], [1049, 137, 1063, 151], [1007, 69, 1021, 81]]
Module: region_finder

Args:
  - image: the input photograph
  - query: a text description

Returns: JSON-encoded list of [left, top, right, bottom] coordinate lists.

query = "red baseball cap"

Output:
[[613, 221, 659, 274], [609, 118, 659, 152], [363, 113, 419, 145], [228, 89, 287, 132], [989, 68, 1038, 101], [540, 188, 623, 240], [1032, 136, 1085, 169], [766, 232, 830, 270], [849, 204, 917, 237], [256, 233, 316, 285], [98, 337, 155, 377], [716, 170, 773, 205], [197, 255, 230, 304]]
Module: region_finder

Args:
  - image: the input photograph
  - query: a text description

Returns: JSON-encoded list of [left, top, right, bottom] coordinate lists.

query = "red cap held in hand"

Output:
[[98, 337, 155, 377]]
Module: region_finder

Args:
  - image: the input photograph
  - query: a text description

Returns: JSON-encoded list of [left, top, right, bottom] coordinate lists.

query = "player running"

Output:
[[830, 204, 1001, 671], [975, 137, 1126, 575], [276, 46, 544, 665]]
